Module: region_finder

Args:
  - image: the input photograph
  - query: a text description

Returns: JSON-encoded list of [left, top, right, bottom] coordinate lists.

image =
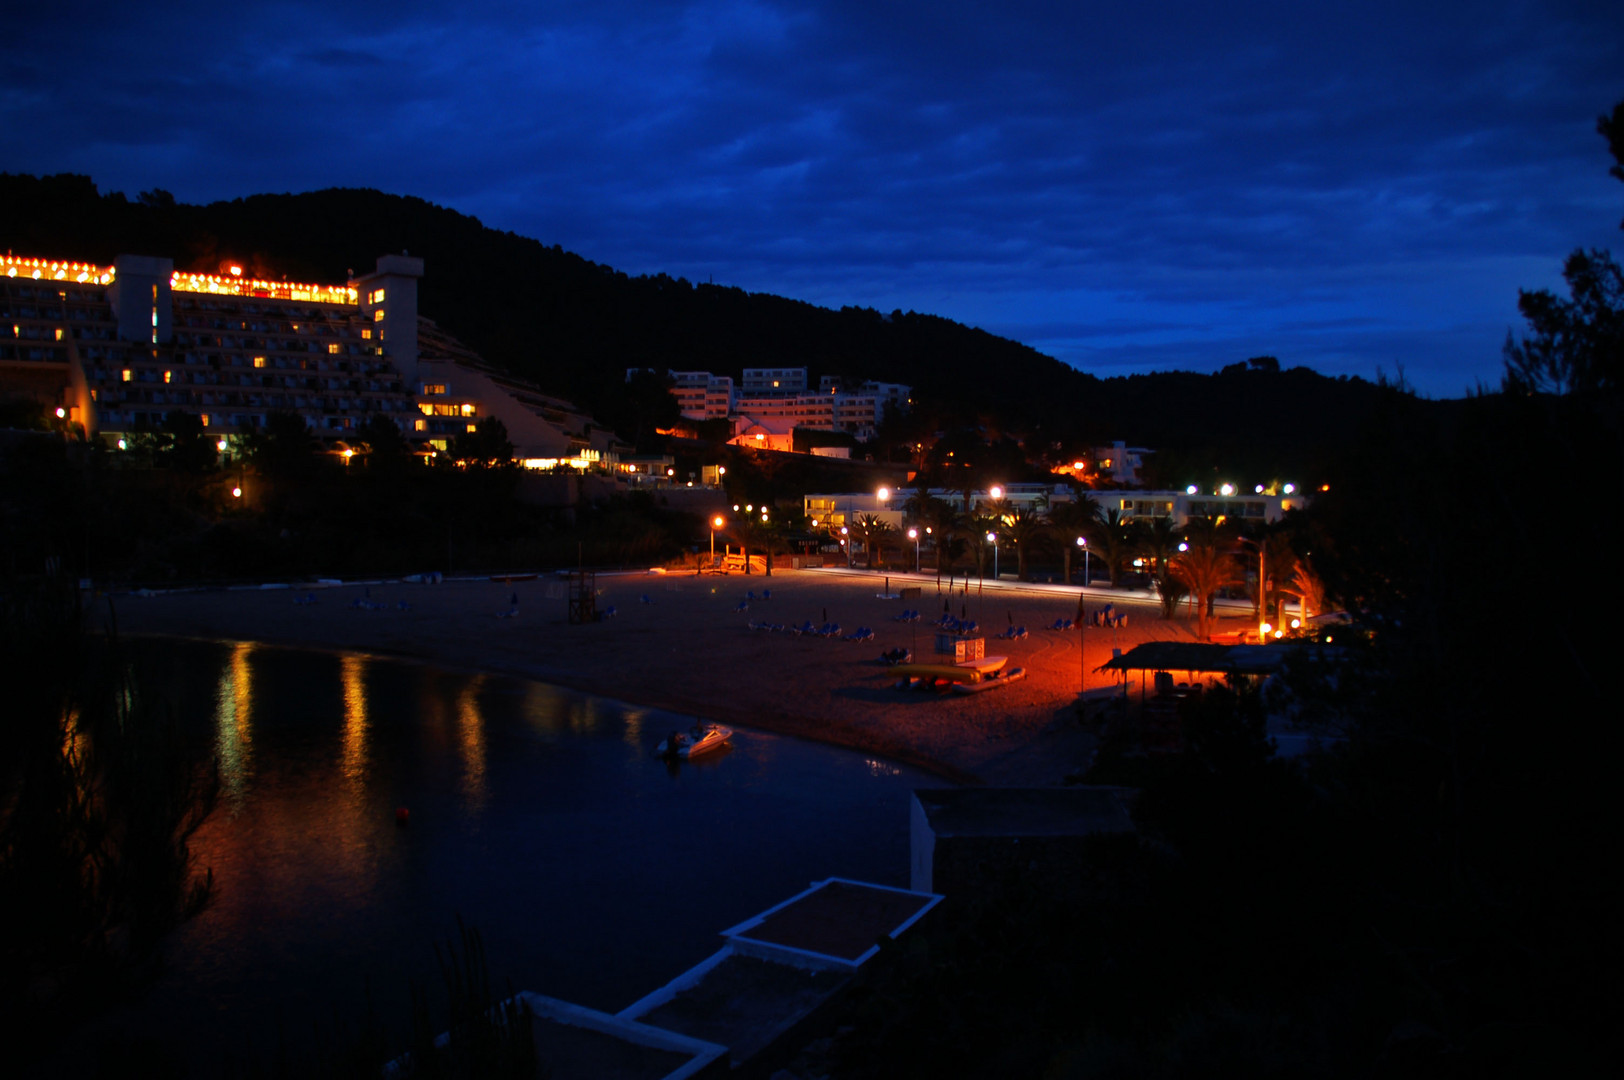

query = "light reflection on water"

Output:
[[98, 638, 933, 1076], [341, 653, 368, 791], [213, 641, 255, 805], [456, 673, 488, 811]]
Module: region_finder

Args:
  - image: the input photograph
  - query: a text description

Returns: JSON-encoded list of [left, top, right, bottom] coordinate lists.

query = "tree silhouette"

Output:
[[1002, 503, 1049, 581], [1503, 99, 1624, 396], [451, 416, 514, 468], [1170, 541, 1244, 641]]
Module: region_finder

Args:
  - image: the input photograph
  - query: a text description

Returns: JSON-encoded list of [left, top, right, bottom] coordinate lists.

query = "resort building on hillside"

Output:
[[1, 252, 619, 469], [630, 364, 911, 451]]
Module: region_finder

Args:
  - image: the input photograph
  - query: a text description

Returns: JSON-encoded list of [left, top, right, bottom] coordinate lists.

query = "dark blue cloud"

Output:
[[3, 0, 1621, 397]]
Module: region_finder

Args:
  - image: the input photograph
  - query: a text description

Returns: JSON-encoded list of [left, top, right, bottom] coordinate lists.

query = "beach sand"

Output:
[[107, 568, 1240, 785]]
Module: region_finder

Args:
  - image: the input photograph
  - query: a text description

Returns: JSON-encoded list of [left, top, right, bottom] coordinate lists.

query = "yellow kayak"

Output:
[[890, 656, 1008, 685]]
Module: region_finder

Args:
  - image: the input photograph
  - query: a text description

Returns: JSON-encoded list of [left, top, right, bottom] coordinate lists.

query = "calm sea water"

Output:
[[69, 638, 933, 1074]]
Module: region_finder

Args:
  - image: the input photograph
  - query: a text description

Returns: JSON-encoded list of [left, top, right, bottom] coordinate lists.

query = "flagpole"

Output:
[[1077, 587, 1086, 702]]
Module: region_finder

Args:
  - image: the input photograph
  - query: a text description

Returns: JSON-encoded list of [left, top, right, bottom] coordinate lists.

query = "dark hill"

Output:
[[2, 173, 1438, 474]]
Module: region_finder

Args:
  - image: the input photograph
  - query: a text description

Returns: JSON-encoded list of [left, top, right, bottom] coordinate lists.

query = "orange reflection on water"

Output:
[[214, 641, 255, 804], [341, 654, 368, 789], [457, 675, 488, 810]]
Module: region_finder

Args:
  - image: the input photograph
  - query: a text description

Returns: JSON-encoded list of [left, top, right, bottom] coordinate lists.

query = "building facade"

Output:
[[2, 252, 618, 467]]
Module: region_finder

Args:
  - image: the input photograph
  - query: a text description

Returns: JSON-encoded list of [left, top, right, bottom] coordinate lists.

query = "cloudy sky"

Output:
[[4, 1, 1620, 396]]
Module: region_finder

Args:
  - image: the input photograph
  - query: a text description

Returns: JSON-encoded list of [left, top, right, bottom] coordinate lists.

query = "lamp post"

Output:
[[1076, 535, 1089, 585], [987, 531, 999, 581], [908, 527, 919, 573], [710, 515, 724, 567]]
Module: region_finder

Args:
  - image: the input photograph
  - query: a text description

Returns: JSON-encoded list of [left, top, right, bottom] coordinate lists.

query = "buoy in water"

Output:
[[395, 807, 410, 825]]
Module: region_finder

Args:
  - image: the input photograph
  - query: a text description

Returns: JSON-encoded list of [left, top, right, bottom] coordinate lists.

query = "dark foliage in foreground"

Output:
[[815, 388, 1618, 1078], [0, 574, 218, 1064]]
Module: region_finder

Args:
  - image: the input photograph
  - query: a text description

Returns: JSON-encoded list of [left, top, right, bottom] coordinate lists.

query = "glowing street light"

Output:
[[988, 485, 1003, 500], [1186, 484, 1198, 495], [987, 531, 1000, 580], [907, 527, 919, 572], [710, 515, 725, 565], [1219, 482, 1236, 497], [1283, 483, 1296, 495], [1076, 535, 1090, 585]]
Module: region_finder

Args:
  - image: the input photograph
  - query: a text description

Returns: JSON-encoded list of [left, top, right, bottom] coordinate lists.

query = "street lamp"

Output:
[[1076, 535, 1089, 585], [907, 527, 919, 573], [987, 531, 999, 580], [989, 484, 1003, 500], [841, 525, 851, 568], [710, 515, 725, 565]]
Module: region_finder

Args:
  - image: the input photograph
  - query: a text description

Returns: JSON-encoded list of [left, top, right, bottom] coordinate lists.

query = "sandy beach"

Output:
[[107, 567, 1239, 785]]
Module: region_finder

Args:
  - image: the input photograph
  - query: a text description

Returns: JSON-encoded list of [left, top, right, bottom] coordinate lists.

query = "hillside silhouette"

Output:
[[2, 173, 1427, 475]]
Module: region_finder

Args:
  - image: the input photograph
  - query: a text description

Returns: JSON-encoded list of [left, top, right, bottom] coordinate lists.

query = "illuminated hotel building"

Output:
[[0, 253, 615, 466]]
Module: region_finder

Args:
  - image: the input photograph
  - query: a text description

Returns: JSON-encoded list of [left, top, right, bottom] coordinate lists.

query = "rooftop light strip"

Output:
[[2, 256, 114, 284], [170, 271, 356, 304]]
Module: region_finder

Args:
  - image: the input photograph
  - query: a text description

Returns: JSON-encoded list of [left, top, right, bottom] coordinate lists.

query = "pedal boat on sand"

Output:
[[657, 723, 733, 760], [891, 655, 1013, 688]]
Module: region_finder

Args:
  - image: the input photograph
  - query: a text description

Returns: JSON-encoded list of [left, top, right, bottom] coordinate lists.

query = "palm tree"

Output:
[[1002, 504, 1050, 581], [1047, 494, 1100, 585], [853, 513, 894, 569], [1081, 509, 1135, 588], [966, 513, 1000, 579], [1132, 515, 1180, 581], [1284, 556, 1327, 624], [1170, 541, 1244, 641], [905, 490, 957, 583]]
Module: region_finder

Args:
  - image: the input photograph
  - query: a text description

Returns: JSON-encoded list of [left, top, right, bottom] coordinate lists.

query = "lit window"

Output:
[[328, 343, 341, 354], [200, 414, 210, 427], [368, 288, 385, 305], [373, 309, 385, 322], [121, 369, 132, 382], [253, 356, 265, 368], [361, 329, 371, 339], [466, 423, 477, 433], [414, 418, 426, 431], [422, 383, 447, 395], [419, 403, 434, 416], [163, 370, 172, 383], [460, 404, 476, 417], [54, 328, 63, 341]]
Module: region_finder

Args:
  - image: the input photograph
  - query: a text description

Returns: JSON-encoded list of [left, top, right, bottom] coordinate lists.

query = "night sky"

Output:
[[4, 1, 1620, 398]]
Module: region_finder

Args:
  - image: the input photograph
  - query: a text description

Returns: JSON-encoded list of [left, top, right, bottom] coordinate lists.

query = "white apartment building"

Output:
[[3, 251, 617, 467], [669, 370, 734, 421], [639, 365, 911, 449], [741, 366, 807, 394]]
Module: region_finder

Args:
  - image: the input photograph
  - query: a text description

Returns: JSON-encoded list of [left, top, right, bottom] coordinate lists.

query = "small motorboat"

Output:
[[658, 724, 733, 760]]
